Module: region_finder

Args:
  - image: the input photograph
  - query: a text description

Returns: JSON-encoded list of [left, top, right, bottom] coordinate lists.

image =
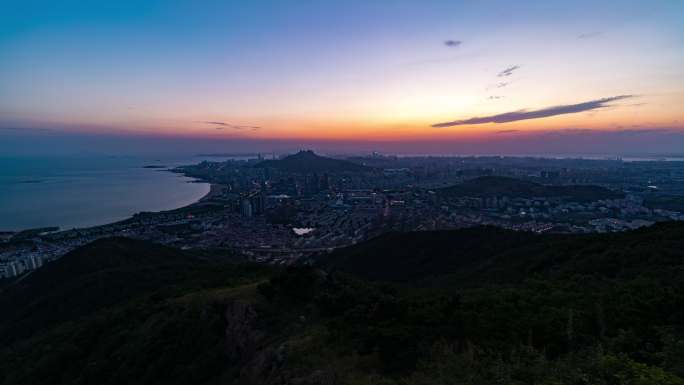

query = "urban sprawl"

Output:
[[2, 151, 684, 279]]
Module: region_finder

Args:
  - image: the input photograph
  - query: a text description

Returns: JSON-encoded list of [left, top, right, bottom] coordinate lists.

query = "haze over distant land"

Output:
[[1, 0, 683, 155], [1, 130, 684, 158]]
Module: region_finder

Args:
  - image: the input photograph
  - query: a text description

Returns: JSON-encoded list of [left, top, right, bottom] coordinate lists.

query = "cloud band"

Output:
[[432, 95, 634, 127]]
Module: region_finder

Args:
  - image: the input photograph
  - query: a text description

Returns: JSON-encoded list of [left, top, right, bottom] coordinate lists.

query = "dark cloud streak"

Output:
[[0, 127, 53, 132], [497, 65, 520, 77], [432, 95, 635, 128], [196, 121, 261, 130]]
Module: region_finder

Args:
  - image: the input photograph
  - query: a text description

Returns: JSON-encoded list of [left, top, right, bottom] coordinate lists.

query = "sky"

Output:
[[1, 0, 683, 156]]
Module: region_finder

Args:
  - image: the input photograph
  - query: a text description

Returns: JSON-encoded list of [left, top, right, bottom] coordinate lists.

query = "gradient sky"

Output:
[[1, 0, 683, 155]]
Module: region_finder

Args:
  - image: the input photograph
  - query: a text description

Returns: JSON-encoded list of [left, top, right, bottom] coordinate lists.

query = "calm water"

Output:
[[0, 156, 211, 232]]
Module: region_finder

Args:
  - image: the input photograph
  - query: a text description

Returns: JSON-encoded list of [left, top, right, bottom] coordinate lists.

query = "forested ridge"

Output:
[[1, 223, 683, 384]]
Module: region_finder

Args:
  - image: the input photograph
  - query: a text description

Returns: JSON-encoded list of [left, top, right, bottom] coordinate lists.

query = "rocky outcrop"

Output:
[[224, 301, 339, 385], [224, 301, 263, 362]]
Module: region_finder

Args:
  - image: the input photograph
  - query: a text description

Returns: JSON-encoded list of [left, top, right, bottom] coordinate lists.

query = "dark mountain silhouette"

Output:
[[318, 221, 684, 285], [0, 237, 265, 346], [254, 150, 372, 173]]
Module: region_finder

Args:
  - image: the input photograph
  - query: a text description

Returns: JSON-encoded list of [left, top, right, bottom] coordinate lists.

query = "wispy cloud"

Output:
[[537, 127, 682, 138], [196, 121, 261, 130], [578, 31, 603, 39], [0, 127, 52, 132], [444, 40, 462, 47], [485, 81, 510, 91], [614, 128, 678, 135], [497, 65, 520, 77], [432, 95, 635, 127], [496, 129, 520, 134]]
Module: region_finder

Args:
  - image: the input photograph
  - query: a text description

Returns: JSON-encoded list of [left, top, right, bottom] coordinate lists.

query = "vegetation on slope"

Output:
[[2, 223, 684, 384], [0, 237, 262, 346], [0, 237, 273, 385], [439, 176, 624, 202], [644, 195, 684, 212], [318, 222, 684, 286]]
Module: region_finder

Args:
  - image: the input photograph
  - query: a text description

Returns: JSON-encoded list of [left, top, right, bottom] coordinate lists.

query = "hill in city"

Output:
[[254, 150, 372, 173], [644, 195, 684, 212], [439, 175, 624, 202], [2, 224, 684, 384]]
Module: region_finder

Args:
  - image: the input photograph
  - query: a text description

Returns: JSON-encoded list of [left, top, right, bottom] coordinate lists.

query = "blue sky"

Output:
[[1, 0, 683, 155]]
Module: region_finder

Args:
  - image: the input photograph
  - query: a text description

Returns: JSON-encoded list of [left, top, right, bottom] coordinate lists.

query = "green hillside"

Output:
[[2, 224, 684, 384], [439, 176, 624, 202], [0, 238, 269, 346], [318, 222, 684, 285]]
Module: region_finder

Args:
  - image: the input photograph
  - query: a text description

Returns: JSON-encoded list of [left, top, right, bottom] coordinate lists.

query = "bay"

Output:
[[0, 155, 212, 232]]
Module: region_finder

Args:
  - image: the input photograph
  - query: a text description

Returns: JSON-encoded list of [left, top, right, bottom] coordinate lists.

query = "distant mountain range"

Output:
[[439, 176, 624, 202], [254, 150, 372, 173]]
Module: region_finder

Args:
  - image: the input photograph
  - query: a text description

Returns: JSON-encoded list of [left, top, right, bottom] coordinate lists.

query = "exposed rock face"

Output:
[[224, 301, 339, 385], [224, 301, 263, 362], [224, 301, 288, 384]]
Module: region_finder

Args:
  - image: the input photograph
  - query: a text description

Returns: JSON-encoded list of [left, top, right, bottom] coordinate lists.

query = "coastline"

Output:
[[1, 166, 212, 235], [65, 175, 215, 233], [197, 182, 226, 202]]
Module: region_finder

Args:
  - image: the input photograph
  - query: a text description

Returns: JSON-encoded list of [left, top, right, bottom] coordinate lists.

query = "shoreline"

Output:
[[1, 167, 213, 235], [79, 176, 216, 232]]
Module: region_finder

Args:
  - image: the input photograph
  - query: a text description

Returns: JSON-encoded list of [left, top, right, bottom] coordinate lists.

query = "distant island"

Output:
[[439, 176, 624, 202], [254, 150, 373, 173], [143, 165, 167, 169]]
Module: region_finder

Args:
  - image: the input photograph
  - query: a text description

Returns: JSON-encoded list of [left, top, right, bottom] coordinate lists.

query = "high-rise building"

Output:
[[1, 261, 23, 278], [249, 192, 265, 215], [320, 173, 330, 191], [241, 198, 253, 218], [28, 255, 43, 270]]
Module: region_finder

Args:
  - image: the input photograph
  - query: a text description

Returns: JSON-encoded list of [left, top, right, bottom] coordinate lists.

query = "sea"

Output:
[[0, 155, 225, 232]]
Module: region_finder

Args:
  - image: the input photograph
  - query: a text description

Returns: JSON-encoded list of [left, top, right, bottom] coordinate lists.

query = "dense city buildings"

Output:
[[2, 151, 684, 277]]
